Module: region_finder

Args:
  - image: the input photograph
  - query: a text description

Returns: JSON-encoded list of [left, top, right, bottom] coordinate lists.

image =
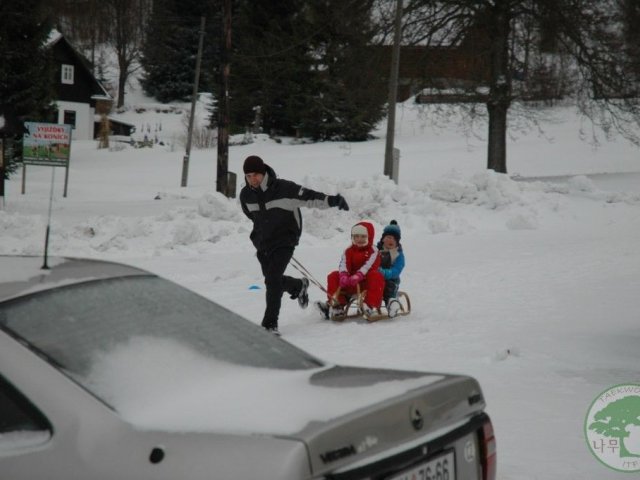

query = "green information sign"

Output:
[[22, 122, 72, 196]]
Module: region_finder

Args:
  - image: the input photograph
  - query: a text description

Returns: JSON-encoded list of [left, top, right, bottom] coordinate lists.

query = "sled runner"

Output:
[[319, 287, 411, 322]]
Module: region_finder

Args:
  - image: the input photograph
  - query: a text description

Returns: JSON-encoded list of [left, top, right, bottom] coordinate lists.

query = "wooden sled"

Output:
[[328, 288, 411, 322]]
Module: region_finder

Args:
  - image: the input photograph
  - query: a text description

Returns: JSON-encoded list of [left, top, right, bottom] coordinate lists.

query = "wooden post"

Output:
[[98, 115, 110, 149], [384, 0, 403, 178], [216, 0, 231, 196], [0, 137, 4, 209]]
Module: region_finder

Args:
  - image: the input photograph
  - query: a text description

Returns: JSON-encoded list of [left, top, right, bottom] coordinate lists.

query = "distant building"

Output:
[[47, 31, 134, 140], [370, 17, 491, 102]]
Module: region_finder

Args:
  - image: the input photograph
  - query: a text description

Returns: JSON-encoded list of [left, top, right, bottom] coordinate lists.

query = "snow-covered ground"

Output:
[[2, 94, 640, 479]]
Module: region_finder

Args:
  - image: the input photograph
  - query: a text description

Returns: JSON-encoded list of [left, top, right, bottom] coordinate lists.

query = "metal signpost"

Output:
[[0, 137, 4, 209], [22, 122, 72, 197], [181, 16, 206, 187]]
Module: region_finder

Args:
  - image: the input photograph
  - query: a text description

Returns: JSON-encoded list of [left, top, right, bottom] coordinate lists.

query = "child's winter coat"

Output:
[[377, 220, 405, 302], [326, 221, 384, 309], [378, 245, 405, 301]]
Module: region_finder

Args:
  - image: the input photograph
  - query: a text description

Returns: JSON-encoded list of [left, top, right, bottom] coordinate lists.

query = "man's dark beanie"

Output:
[[243, 155, 266, 174]]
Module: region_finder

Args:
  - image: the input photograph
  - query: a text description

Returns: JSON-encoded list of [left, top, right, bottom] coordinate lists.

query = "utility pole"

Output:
[[0, 137, 4, 210], [181, 16, 206, 187], [216, 0, 231, 196], [384, 0, 403, 179]]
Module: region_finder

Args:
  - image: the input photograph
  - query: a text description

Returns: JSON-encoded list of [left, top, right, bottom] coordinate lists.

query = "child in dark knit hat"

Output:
[[376, 220, 405, 318]]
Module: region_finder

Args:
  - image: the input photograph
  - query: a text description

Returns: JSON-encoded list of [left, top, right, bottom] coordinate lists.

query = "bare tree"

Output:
[[50, 0, 110, 67], [384, 0, 640, 173], [104, 0, 150, 108]]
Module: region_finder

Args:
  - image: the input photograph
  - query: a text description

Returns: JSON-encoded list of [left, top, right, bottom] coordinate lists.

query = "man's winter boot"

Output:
[[265, 326, 281, 336], [262, 320, 281, 336], [315, 301, 330, 320], [297, 277, 309, 309]]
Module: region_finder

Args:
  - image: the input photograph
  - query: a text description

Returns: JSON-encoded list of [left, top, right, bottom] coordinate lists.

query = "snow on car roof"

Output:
[[0, 256, 149, 303]]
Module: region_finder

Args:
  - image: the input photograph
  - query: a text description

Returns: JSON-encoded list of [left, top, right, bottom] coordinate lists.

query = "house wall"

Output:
[[370, 44, 491, 102], [55, 101, 93, 141], [53, 40, 103, 104], [49, 35, 112, 141]]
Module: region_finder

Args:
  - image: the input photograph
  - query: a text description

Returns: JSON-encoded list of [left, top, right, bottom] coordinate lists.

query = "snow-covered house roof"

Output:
[[46, 30, 112, 101], [45, 28, 63, 47]]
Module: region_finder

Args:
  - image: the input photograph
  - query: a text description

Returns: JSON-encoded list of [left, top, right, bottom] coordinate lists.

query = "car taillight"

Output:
[[479, 419, 496, 480]]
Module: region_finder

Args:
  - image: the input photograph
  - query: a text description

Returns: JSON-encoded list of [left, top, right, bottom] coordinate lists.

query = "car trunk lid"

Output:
[[284, 366, 487, 478]]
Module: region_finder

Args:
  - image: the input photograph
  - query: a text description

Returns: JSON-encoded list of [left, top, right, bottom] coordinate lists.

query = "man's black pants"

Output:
[[257, 246, 302, 329]]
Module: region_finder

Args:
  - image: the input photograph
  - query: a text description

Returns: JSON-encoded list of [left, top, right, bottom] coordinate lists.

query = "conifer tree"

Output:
[[230, 0, 386, 141], [230, 0, 316, 136], [140, 0, 219, 103], [0, 0, 55, 177], [301, 0, 387, 141]]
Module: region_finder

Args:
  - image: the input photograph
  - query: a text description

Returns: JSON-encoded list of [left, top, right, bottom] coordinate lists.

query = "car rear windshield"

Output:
[[0, 275, 322, 381]]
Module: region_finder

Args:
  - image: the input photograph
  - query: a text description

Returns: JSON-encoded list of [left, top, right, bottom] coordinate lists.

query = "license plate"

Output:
[[387, 450, 455, 480]]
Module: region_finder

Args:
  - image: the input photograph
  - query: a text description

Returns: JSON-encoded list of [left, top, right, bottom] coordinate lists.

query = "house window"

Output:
[[61, 64, 74, 85], [63, 110, 76, 129]]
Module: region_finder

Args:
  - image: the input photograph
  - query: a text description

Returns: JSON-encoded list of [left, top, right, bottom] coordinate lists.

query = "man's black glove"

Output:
[[328, 194, 349, 211]]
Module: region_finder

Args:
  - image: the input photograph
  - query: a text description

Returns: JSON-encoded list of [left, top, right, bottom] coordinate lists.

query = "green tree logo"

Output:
[[585, 384, 640, 472]]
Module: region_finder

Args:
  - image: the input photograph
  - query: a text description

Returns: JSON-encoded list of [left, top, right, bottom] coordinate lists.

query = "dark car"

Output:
[[0, 256, 496, 479]]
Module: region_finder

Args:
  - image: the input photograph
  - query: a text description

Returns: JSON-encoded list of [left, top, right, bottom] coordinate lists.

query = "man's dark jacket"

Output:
[[240, 164, 330, 253]]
